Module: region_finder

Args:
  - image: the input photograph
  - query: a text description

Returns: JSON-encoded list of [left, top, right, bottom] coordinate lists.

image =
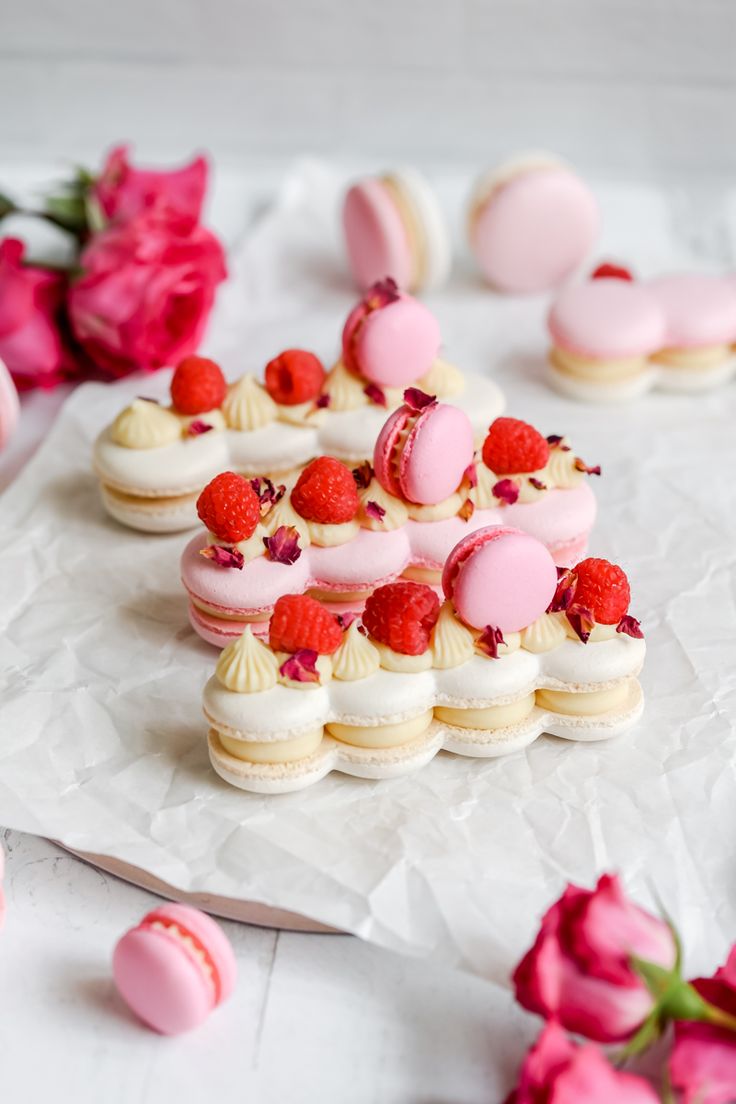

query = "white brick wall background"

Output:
[[2, 0, 736, 178]]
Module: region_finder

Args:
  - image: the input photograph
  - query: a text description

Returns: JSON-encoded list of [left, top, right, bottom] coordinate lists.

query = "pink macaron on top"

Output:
[[373, 394, 475, 505], [342, 280, 441, 388], [470, 165, 599, 295], [548, 278, 667, 359], [343, 179, 414, 292], [443, 526, 558, 633], [113, 902, 237, 1035], [647, 273, 736, 348]]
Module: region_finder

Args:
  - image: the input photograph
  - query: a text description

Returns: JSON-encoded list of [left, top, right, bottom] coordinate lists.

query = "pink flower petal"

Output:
[[315, 393, 330, 409], [566, 605, 596, 644], [336, 612, 359, 631], [250, 476, 286, 514], [365, 500, 386, 522], [493, 478, 520, 505], [403, 387, 436, 412], [187, 419, 214, 436], [617, 614, 644, 639], [548, 567, 577, 613], [364, 382, 387, 407], [263, 525, 302, 565], [477, 624, 506, 659], [464, 462, 478, 489], [279, 648, 320, 683], [575, 458, 602, 476], [529, 477, 547, 491], [199, 544, 244, 569], [458, 498, 475, 521], [366, 277, 400, 307]]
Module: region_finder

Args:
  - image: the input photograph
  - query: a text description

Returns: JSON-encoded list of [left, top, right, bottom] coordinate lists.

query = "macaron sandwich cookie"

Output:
[[203, 527, 645, 794], [467, 154, 599, 294], [343, 169, 451, 293], [548, 270, 736, 402], [93, 281, 504, 532], [181, 401, 599, 648]]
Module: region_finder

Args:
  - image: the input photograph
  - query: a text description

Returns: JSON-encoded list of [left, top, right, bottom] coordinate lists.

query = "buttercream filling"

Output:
[[145, 919, 218, 997], [550, 347, 649, 382], [651, 344, 732, 370], [417, 357, 465, 398], [535, 682, 630, 716], [402, 565, 442, 585], [405, 491, 465, 521], [307, 519, 361, 548], [373, 642, 434, 673], [223, 375, 277, 430], [381, 173, 426, 291], [435, 693, 536, 730], [327, 709, 433, 749], [219, 727, 324, 763]]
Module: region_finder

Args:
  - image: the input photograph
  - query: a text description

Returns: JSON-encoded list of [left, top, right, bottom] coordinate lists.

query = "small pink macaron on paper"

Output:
[[343, 168, 451, 293], [341, 278, 441, 389], [442, 526, 558, 633], [467, 154, 599, 294], [0, 360, 19, 450], [373, 388, 475, 505], [113, 903, 237, 1035], [648, 273, 736, 378]]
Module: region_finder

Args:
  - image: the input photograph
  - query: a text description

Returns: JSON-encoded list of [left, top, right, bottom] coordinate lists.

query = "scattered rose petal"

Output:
[[548, 567, 577, 613], [617, 614, 644, 638], [566, 606, 596, 644], [546, 434, 563, 445], [403, 387, 436, 412], [187, 419, 214, 436], [591, 262, 633, 282], [364, 382, 387, 407], [365, 500, 386, 522], [263, 525, 302, 564], [463, 462, 478, 489], [352, 461, 373, 490], [458, 498, 475, 521], [199, 544, 244, 570], [336, 612, 359, 631], [493, 478, 520, 505], [279, 648, 320, 683], [250, 477, 286, 513], [315, 393, 331, 409], [477, 625, 506, 659], [136, 395, 160, 404], [366, 277, 400, 308], [529, 477, 547, 491], [575, 458, 602, 476]]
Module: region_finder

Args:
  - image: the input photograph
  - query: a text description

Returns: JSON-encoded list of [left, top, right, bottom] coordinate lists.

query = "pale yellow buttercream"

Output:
[[276, 652, 333, 689], [374, 641, 434, 673], [550, 347, 648, 383], [417, 357, 465, 398], [265, 496, 311, 545], [521, 613, 567, 654], [110, 400, 182, 449], [358, 479, 409, 531], [307, 519, 361, 547], [322, 360, 368, 411], [276, 400, 327, 427], [651, 345, 731, 370], [223, 375, 277, 431], [406, 491, 465, 522], [215, 626, 279, 693], [435, 693, 536, 730], [179, 409, 226, 434], [543, 440, 585, 488], [327, 710, 433, 748], [219, 727, 324, 763], [430, 601, 476, 668], [402, 565, 442, 585], [332, 621, 381, 681], [563, 619, 618, 643], [535, 683, 629, 716]]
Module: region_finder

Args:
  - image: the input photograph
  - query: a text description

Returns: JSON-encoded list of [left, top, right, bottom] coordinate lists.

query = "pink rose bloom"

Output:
[[93, 145, 207, 233], [68, 212, 226, 378], [506, 1021, 659, 1104], [513, 874, 677, 1043], [670, 946, 736, 1104], [0, 238, 68, 390]]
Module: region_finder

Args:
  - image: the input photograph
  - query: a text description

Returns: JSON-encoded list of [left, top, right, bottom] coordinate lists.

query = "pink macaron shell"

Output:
[[548, 278, 667, 359], [354, 297, 441, 388], [443, 526, 558, 633], [471, 167, 599, 294], [343, 179, 414, 292], [113, 903, 236, 1035], [182, 534, 312, 616], [373, 406, 408, 497], [399, 403, 475, 505], [0, 361, 20, 450], [647, 274, 736, 347]]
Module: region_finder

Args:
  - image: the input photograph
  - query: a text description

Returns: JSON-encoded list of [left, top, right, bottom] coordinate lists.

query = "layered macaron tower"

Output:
[[93, 279, 504, 532], [548, 269, 736, 401], [181, 395, 599, 647], [203, 526, 645, 794]]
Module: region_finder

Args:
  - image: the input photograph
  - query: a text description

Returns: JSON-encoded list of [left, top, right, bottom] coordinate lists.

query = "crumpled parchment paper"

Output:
[[1, 160, 735, 981]]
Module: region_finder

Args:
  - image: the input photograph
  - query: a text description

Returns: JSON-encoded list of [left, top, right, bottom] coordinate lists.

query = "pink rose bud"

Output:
[[93, 145, 208, 234], [513, 874, 677, 1043], [669, 946, 736, 1104], [0, 238, 68, 390], [505, 1021, 659, 1104]]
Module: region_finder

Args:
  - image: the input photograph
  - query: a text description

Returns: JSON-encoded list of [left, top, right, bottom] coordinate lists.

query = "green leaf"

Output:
[[631, 955, 674, 998], [0, 191, 16, 220]]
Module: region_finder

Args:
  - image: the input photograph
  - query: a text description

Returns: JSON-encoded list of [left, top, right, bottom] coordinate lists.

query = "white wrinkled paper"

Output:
[[1, 161, 735, 982]]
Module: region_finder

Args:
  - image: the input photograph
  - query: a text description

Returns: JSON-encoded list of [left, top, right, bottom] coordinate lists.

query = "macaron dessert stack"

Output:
[[548, 269, 736, 401], [92, 282, 504, 533], [203, 526, 645, 794], [343, 169, 451, 293], [181, 397, 600, 647]]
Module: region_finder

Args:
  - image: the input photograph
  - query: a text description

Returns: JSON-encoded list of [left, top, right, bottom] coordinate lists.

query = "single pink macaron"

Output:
[[373, 394, 475, 505], [647, 273, 736, 349], [548, 278, 667, 360], [341, 279, 441, 388], [442, 526, 558, 633], [467, 156, 599, 294], [0, 361, 19, 450], [113, 903, 237, 1035], [343, 169, 451, 293]]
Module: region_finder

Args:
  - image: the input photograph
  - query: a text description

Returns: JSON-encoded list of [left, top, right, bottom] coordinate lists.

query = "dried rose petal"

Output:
[[575, 458, 602, 476], [566, 605, 595, 644], [136, 395, 160, 404], [315, 393, 331, 409], [364, 382, 387, 407], [617, 614, 644, 639], [458, 498, 475, 521], [199, 544, 245, 570], [528, 477, 547, 491], [187, 419, 214, 437], [546, 434, 563, 445], [365, 500, 386, 522], [463, 462, 478, 489], [336, 612, 359, 631], [366, 277, 400, 309], [403, 387, 436, 412], [279, 648, 320, 684], [492, 478, 520, 505], [477, 624, 506, 659], [548, 567, 577, 613], [250, 477, 286, 513], [263, 525, 301, 564], [352, 461, 373, 490]]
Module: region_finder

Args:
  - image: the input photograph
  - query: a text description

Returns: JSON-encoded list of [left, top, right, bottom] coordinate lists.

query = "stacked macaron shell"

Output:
[[182, 403, 599, 647], [92, 286, 504, 533], [548, 271, 736, 401], [343, 169, 451, 293], [203, 529, 646, 794], [113, 903, 237, 1035]]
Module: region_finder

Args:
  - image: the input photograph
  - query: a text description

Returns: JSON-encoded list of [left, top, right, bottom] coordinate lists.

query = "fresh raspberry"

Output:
[[264, 349, 326, 405], [363, 581, 440, 656], [290, 457, 359, 524], [482, 417, 550, 475], [572, 558, 631, 624], [196, 472, 260, 542], [170, 356, 227, 415], [591, 262, 633, 282], [269, 594, 342, 655]]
